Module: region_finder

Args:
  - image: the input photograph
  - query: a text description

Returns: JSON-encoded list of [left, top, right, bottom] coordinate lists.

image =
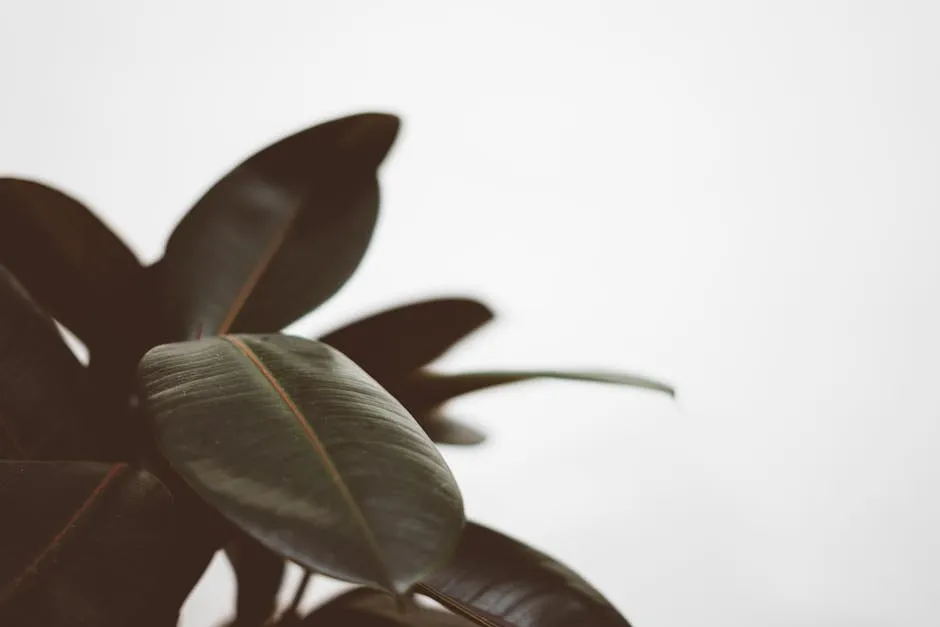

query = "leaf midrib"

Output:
[[0, 462, 127, 603], [221, 335, 393, 590]]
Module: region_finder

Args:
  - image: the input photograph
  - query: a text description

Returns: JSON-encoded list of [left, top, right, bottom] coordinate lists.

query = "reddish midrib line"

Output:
[[0, 462, 127, 603], [414, 583, 506, 627], [216, 210, 297, 334], [222, 336, 391, 588]]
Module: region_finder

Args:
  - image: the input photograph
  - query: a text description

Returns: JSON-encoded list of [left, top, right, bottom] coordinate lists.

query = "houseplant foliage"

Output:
[[0, 112, 674, 627]]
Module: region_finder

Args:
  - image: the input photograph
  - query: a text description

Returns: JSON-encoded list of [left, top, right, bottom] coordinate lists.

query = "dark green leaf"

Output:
[[0, 265, 107, 460], [417, 522, 631, 627], [319, 297, 493, 378], [0, 178, 144, 354], [224, 531, 287, 626], [304, 588, 474, 626], [419, 413, 486, 446], [0, 461, 176, 627], [138, 333, 465, 594], [395, 370, 675, 415], [155, 113, 399, 340]]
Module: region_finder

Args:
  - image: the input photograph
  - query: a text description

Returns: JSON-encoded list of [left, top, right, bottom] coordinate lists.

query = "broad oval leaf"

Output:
[[0, 461, 176, 627], [319, 297, 494, 378], [304, 588, 474, 626], [0, 178, 144, 353], [138, 333, 465, 594], [417, 522, 631, 627], [155, 113, 400, 340], [0, 265, 106, 460], [393, 370, 675, 416]]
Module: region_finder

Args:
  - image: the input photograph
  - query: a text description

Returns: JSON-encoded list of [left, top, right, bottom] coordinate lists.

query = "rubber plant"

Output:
[[0, 112, 674, 627]]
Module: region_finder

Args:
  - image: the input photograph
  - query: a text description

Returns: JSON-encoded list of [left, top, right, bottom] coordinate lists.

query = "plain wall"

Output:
[[2, 2, 938, 625]]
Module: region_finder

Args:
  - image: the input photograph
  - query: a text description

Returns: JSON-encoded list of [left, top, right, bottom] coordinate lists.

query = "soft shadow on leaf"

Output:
[[154, 113, 399, 340], [319, 297, 494, 378], [0, 178, 144, 355], [138, 333, 465, 595], [0, 265, 110, 460], [302, 587, 474, 626], [417, 522, 632, 627], [0, 461, 176, 627]]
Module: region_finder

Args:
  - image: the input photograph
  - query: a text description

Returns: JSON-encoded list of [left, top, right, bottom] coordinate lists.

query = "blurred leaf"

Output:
[[154, 113, 399, 340], [0, 265, 109, 460], [0, 461, 176, 627], [138, 333, 465, 594], [395, 370, 675, 414], [0, 178, 145, 354], [224, 531, 287, 626], [303, 588, 474, 626], [417, 522, 631, 627], [319, 297, 493, 378], [418, 413, 486, 446]]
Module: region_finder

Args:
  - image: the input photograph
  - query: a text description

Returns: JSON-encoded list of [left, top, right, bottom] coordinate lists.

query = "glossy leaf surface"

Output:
[[0, 461, 176, 627], [418, 522, 631, 627], [319, 297, 493, 378], [304, 588, 473, 626], [155, 113, 399, 339], [0, 178, 144, 352], [139, 333, 465, 594], [0, 266, 103, 460]]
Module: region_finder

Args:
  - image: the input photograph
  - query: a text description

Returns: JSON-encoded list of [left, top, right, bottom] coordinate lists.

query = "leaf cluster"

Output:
[[0, 112, 673, 626]]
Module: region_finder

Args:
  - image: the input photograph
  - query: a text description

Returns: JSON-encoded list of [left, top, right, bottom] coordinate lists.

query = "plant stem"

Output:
[[286, 570, 312, 614]]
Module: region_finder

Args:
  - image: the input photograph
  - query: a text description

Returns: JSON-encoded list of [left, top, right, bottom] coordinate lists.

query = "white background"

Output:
[[2, 2, 939, 626]]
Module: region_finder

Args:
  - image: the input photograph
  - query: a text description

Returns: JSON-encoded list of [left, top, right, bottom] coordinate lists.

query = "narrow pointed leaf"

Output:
[[0, 178, 144, 353], [138, 333, 465, 594], [155, 113, 399, 339], [224, 532, 286, 626], [395, 370, 675, 415], [0, 461, 176, 627], [304, 588, 474, 626], [319, 298, 494, 378], [0, 265, 106, 460], [417, 522, 631, 627]]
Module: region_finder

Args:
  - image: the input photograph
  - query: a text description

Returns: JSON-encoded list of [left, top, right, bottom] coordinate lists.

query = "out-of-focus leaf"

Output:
[[138, 333, 465, 594], [0, 265, 107, 460], [319, 298, 493, 378], [0, 178, 145, 354], [154, 113, 399, 340], [418, 413, 486, 446], [418, 522, 631, 627], [303, 588, 474, 626], [395, 369, 675, 415], [0, 461, 176, 627], [224, 531, 287, 626]]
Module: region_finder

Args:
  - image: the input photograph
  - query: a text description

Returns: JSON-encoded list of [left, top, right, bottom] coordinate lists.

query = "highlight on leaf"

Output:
[[154, 113, 400, 341], [137, 333, 466, 595]]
